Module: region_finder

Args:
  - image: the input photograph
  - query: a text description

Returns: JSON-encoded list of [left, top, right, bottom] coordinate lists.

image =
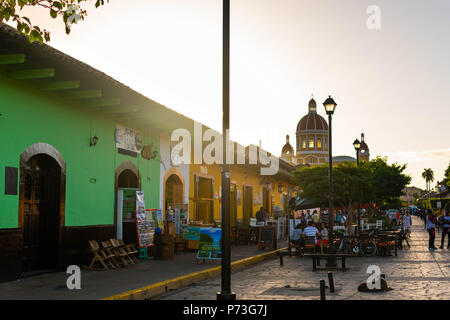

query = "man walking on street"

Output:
[[439, 211, 450, 249], [403, 211, 412, 238], [427, 210, 437, 250]]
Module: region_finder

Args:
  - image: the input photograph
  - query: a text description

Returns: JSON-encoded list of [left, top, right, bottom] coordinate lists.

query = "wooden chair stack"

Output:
[[88, 238, 139, 270], [88, 240, 116, 270], [109, 238, 136, 266]]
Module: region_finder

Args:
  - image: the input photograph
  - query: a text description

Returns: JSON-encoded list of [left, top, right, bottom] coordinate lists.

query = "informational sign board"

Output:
[[183, 226, 222, 260], [135, 192, 156, 248], [197, 228, 222, 260], [136, 210, 156, 248], [257, 226, 276, 250], [115, 124, 142, 154]]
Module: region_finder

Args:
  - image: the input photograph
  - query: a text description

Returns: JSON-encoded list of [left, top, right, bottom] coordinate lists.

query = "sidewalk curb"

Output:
[[101, 247, 286, 300]]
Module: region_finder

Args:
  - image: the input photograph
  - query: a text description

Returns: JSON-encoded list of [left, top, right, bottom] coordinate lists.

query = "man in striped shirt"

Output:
[[303, 221, 320, 242]]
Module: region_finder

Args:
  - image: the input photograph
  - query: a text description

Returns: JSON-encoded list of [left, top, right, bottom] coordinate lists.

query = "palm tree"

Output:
[[422, 168, 434, 196]]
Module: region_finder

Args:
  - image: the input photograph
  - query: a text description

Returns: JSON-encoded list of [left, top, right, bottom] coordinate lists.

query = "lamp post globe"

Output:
[[353, 138, 361, 165], [323, 95, 337, 268], [323, 96, 337, 115]]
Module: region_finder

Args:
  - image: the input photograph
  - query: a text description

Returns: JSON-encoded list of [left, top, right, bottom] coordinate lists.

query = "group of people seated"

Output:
[[290, 220, 329, 253]]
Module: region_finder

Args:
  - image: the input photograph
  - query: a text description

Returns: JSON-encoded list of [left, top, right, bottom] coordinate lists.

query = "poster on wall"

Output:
[[115, 124, 143, 154]]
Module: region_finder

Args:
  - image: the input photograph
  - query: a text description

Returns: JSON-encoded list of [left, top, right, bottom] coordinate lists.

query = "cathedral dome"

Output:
[[296, 113, 328, 131], [296, 98, 328, 132]]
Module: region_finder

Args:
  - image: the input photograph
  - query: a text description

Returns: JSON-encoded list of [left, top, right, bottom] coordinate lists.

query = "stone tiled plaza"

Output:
[[157, 216, 450, 300]]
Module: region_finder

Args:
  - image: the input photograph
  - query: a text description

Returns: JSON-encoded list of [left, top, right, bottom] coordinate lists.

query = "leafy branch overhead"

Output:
[[0, 0, 108, 43]]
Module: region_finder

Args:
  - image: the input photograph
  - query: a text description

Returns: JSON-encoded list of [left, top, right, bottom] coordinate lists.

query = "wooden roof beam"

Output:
[[83, 98, 121, 108], [0, 54, 26, 65], [60, 90, 102, 100], [7, 68, 55, 80], [100, 105, 139, 114], [39, 80, 81, 91]]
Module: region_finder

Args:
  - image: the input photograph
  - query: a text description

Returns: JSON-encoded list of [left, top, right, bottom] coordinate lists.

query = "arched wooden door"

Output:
[[164, 174, 184, 213], [19, 154, 61, 273]]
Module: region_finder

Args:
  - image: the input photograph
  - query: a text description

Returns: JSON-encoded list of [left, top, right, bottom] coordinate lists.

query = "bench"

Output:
[[303, 254, 355, 271]]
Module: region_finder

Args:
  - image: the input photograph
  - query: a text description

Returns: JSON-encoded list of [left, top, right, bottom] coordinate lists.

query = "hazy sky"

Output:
[[15, 0, 450, 189]]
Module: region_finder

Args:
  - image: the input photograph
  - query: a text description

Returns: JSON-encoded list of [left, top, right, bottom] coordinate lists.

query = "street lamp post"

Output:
[[217, 0, 235, 300], [353, 139, 360, 166], [323, 96, 337, 268], [353, 139, 361, 232]]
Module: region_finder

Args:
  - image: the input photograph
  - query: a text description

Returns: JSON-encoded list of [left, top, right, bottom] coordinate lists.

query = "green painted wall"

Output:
[[0, 75, 160, 228]]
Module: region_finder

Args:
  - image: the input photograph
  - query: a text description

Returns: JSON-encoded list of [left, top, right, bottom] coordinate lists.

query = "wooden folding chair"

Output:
[[118, 239, 139, 263], [101, 240, 122, 268], [110, 238, 135, 265], [88, 240, 116, 270]]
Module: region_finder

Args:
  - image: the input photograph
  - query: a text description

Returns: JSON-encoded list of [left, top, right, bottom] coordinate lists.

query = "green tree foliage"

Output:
[[292, 156, 411, 211], [365, 157, 411, 208], [0, 0, 108, 43], [443, 163, 450, 187]]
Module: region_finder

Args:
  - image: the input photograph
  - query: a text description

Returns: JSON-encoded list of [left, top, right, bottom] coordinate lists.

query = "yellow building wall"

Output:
[[188, 163, 294, 225]]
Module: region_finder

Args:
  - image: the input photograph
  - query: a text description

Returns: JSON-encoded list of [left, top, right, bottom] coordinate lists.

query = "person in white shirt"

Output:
[[402, 212, 412, 238], [317, 222, 329, 253]]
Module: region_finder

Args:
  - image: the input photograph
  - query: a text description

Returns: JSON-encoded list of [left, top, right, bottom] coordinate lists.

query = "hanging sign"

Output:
[[115, 124, 142, 154]]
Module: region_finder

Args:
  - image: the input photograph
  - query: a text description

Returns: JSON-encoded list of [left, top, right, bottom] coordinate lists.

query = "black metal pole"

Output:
[[326, 113, 337, 267], [320, 280, 326, 300], [356, 149, 360, 233], [217, 0, 235, 301], [328, 272, 335, 293]]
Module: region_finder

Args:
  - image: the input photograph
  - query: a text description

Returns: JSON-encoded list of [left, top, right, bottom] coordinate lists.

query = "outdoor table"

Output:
[[303, 253, 355, 271]]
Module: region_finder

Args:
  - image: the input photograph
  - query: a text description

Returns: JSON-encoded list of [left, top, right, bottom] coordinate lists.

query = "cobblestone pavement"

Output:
[[157, 216, 450, 300]]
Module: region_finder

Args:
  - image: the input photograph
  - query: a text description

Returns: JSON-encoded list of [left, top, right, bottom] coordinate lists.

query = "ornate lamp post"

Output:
[[353, 139, 360, 165], [353, 138, 361, 232], [217, 0, 235, 300], [323, 96, 337, 268]]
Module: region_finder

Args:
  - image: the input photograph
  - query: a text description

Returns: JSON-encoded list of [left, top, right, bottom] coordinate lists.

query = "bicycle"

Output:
[[335, 231, 377, 257]]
